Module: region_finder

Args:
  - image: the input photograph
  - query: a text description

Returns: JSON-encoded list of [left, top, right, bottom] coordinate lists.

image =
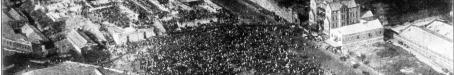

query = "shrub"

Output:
[[353, 64, 360, 69]]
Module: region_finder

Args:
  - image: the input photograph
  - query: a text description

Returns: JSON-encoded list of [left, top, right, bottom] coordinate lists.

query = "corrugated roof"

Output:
[[331, 19, 383, 35], [67, 30, 88, 48]]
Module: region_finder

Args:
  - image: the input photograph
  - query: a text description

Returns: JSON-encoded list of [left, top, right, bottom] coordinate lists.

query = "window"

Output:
[[357, 36, 360, 39], [349, 13, 352, 24], [368, 33, 372, 37], [332, 23, 335, 29]]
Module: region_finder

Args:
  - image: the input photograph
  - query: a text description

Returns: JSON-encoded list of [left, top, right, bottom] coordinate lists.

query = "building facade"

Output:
[[325, 19, 383, 47], [309, 0, 361, 33], [2, 38, 33, 53], [2, 22, 33, 53]]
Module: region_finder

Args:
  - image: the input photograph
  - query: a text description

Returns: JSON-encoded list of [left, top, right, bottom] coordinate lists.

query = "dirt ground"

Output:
[[344, 41, 444, 75]]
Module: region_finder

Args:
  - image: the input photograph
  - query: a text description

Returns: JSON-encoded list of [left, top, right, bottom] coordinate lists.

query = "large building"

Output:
[[309, 0, 361, 33], [2, 24, 33, 54], [65, 16, 107, 43], [65, 29, 97, 54], [310, 0, 383, 48], [2, 12, 33, 54], [21, 24, 49, 44], [325, 19, 383, 47], [107, 26, 156, 45], [391, 20, 453, 73]]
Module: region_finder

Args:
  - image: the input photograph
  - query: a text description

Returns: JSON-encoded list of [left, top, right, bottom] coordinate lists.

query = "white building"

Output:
[[392, 25, 453, 73], [325, 19, 383, 47], [89, 0, 111, 5], [177, 17, 218, 28], [310, 0, 385, 50], [107, 27, 156, 45]]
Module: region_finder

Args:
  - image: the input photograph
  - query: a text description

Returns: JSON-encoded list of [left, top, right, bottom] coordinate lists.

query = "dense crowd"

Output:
[[123, 1, 149, 14], [95, 6, 131, 28], [130, 25, 324, 74]]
